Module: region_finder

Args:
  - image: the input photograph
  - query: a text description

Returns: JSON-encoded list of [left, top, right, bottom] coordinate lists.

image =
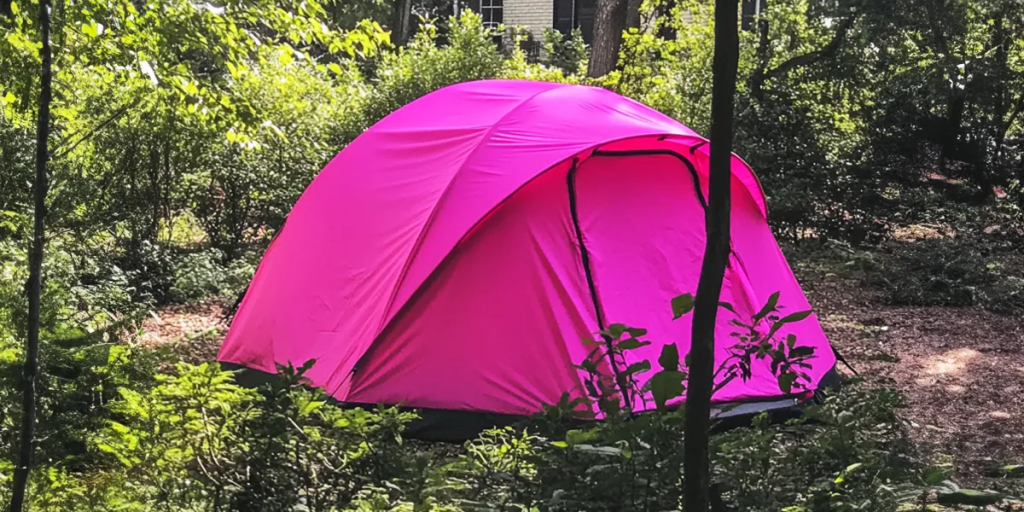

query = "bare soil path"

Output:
[[800, 267, 1024, 486]]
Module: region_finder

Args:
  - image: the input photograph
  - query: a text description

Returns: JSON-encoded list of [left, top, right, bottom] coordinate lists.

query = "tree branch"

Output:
[[751, 12, 859, 98], [1004, 96, 1024, 135], [52, 98, 140, 162]]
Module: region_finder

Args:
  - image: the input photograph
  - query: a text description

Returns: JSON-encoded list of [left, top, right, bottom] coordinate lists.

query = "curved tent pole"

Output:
[[566, 157, 635, 415]]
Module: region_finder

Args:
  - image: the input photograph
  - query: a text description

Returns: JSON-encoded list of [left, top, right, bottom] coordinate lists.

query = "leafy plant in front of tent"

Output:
[[573, 323, 653, 417], [569, 291, 821, 417]]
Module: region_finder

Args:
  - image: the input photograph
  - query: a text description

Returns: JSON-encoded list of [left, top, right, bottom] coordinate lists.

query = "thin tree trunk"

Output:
[[625, 0, 642, 31], [8, 0, 52, 508], [587, 0, 628, 78], [391, 0, 413, 46], [683, 0, 738, 510]]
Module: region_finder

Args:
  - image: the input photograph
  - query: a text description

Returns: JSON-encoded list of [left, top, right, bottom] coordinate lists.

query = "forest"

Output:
[[1, 0, 1023, 510]]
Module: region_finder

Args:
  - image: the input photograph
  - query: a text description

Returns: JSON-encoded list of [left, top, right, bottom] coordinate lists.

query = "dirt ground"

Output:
[[135, 269, 1024, 487], [801, 267, 1024, 486], [135, 299, 229, 363]]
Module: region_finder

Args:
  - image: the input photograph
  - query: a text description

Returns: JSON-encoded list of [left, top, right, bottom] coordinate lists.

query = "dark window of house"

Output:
[[576, 0, 596, 43], [553, 0, 574, 34], [741, 0, 765, 31], [552, 0, 596, 43], [480, 0, 503, 29], [465, 0, 503, 28]]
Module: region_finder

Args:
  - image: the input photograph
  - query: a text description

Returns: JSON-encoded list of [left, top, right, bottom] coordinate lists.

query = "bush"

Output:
[[540, 28, 587, 75], [873, 236, 1024, 312], [168, 248, 256, 303]]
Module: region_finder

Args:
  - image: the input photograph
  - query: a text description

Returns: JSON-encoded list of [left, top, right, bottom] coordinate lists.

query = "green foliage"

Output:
[[3, 0, 1024, 509], [361, 11, 507, 126], [540, 28, 587, 75], [168, 249, 255, 303], [875, 235, 1024, 312]]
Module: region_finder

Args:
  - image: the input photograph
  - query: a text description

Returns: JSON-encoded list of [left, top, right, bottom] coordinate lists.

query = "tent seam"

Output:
[[373, 85, 562, 339]]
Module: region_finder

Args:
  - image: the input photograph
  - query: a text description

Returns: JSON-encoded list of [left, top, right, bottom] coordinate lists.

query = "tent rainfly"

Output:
[[217, 79, 841, 441]]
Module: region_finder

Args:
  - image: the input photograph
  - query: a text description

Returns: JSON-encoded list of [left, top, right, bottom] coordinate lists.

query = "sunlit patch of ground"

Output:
[[890, 222, 957, 241], [806, 272, 1024, 486], [133, 299, 229, 363]]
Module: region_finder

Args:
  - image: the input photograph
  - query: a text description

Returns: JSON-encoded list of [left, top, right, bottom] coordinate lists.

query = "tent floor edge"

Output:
[[217, 361, 843, 442]]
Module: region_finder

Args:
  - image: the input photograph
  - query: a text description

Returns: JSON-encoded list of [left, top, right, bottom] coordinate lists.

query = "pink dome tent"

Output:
[[217, 79, 841, 440]]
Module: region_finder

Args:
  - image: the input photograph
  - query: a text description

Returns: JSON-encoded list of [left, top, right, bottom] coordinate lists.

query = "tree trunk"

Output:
[[8, 0, 52, 508], [587, 0, 628, 78], [391, 0, 413, 46], [625, 0, 642, 31], [683, 0, 738, 510]]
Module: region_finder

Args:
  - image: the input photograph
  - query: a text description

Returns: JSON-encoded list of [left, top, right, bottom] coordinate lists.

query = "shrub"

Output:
[[168, 248, 256, 304]]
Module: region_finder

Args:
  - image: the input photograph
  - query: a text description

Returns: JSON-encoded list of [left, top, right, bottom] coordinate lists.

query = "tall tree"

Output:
[[391, 0, 414, 46], [588, 0, 628, 77], [682, 0, 738, 510], [8, 0, 52, 508], [625, 0, 642, 31]]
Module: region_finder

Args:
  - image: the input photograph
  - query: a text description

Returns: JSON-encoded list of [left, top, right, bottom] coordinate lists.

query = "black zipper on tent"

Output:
[[567, 157, 607, 330], [567, 157, 635, 414], [589, 149, 708, 211], [588, 149, 728, 271]]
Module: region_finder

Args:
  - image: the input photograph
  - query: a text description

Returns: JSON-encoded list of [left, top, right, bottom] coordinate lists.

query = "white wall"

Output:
[[504, 0, 553, 40]]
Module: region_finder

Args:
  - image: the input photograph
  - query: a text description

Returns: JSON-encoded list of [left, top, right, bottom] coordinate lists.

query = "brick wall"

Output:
[[504, 0, 553, 40]]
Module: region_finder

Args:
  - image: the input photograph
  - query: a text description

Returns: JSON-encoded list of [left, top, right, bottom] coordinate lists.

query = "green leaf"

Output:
[[2, 92, 15, 104], [328, 62, 343, 75], [108, 421, 131, 435], [264, 121, 288, 141], [625, 360, 651, 375], [788, 346, 815, 358], [658, 343, 680, 371], [300, 400, 325, 416], [607, 323, 627, 338], [625, 326, 648, 337], [777, 310, 813, 325], [10, 1, 18, 15], [650, 370, 686, 409], [923, 465, 953, 485], [766, 310, 814, 339], [565, 428, 598, 446], [754, 291, 781, 321], [777, 373, 797, 394], [617, 338, 650, 350], [671, 293, 695, 319]]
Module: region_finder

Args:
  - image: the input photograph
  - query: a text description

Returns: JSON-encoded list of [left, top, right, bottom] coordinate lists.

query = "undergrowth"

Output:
[[2, 293, 1021, 511]]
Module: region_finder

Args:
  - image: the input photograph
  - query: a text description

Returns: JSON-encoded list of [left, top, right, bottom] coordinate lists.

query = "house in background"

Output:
[[459, 0, 600, 44], [458, 0, 766, 45]]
